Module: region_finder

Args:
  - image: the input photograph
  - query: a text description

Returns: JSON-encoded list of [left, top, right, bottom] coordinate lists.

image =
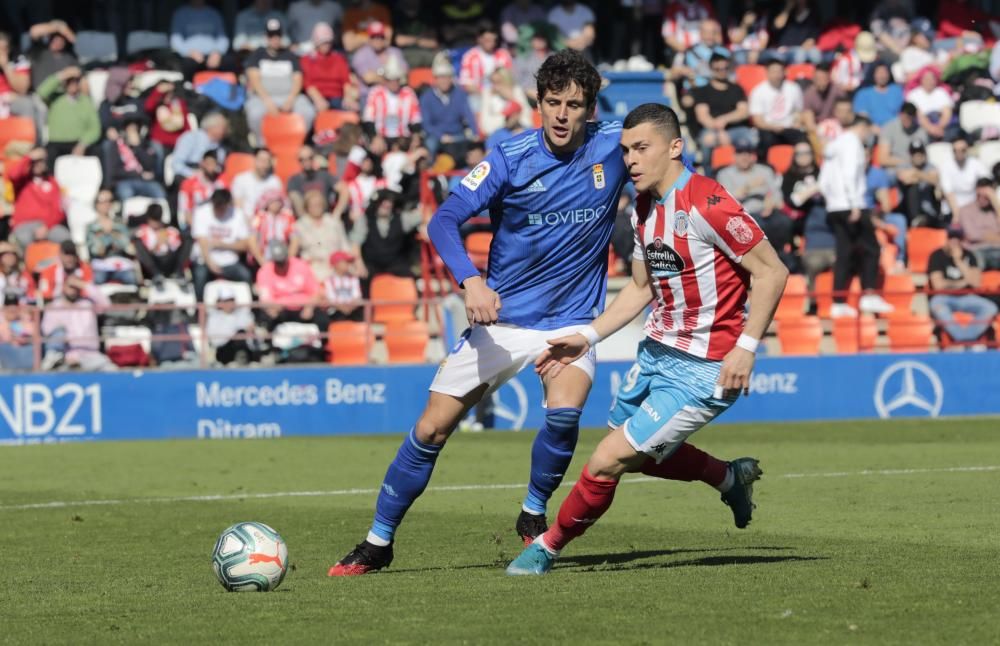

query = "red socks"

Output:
[[639, 443, 728, 488], [543, 468, 619, 552]]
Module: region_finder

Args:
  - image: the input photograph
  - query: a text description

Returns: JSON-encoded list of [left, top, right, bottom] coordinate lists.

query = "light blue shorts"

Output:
[[608, 339, 737, 462]]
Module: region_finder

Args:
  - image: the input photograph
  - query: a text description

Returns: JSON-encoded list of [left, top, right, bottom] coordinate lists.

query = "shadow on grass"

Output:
[[565, 553, 827, 572], [560, 545, 792, 568]]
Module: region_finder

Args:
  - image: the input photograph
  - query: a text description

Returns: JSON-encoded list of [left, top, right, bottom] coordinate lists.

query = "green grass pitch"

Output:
[[2, 418, 998, 645]]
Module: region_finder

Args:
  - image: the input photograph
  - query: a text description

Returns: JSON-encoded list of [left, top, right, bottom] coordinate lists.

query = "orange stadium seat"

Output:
[[814, 272, 860, 318], [370, 274, 418, 323], [980, 270, 1000, 297], [777, 315, 823, 355], [832, 316, 878, 353], [261, 113, 307, 156], [220, 152, 254, 186], [24, 240, 60, 274], [384, 320, 430, 363], [906, 227, 947, 274], [327, 322, 372, 365], [407, 67, 434, 90], [465, 232, 492, 271], [711, 145, 735, 171], [273, 152, 301, 187], [0, 116, 36, 151], [314, 109, 360, 134], [766, 145, 794, 175], [786, 63, 815, 81], [773, 274, 807, 320], [735, 64, 767, 96], [887, 315, 935, 352], [881, 273, 915, 317]]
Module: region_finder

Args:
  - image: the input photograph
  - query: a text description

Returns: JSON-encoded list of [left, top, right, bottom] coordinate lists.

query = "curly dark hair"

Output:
[[535, 50, 602, 109]]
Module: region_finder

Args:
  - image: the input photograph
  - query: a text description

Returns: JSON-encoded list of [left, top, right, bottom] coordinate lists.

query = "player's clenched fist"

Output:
[[463, 276, 502, 325]]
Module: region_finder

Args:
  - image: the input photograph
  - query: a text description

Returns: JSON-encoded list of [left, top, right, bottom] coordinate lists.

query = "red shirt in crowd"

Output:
[[300, 50, 352, 101], [143, 86, 191, 149], [8, 156, 64, 230]]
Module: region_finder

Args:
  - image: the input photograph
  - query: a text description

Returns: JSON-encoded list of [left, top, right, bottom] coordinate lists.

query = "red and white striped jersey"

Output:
[[458, 46, 514, 93], [831, 49, 863, 92], [324, 273, 362, 304], [362, 85, 422, 139], [134, 224, 183, 255], [347, 174, 388, 219], [178, 173, 224, 227], [661, 0, 715, 49], [632, 172, 764, 360]]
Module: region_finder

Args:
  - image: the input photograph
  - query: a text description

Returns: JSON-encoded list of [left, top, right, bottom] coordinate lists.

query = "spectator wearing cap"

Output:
[[132, 205, 191, 282], [231, 148, 283, 215], [485, 101, 528, 151], [86, 189, 137, 286], [324, 250, 363, 322], [940, 137, 988, 221], [205, 282, 258, 365], [248, 189, 298, 267], [0, 292, 35, 371], [905, 67, 954, 142], [356, 189, 420, 277], [179, 151, 225, 227], [287, 145, 337, 218], [234, 0, 289, 55], [351, 20, 408, 99], [33, 240, 95, 303], [143, 80, 191, 152], [662, 0, 715, 54], [459, 23, 513, 111], [9, 147, 69, 250], [928, 227, 999, 344], [40, 275, 113, 372], [38, 66, 100, 160], [171, 112, 229, 182], [672, 19, 727, 95], [853, 62, 904, 128], [478, 67, 530, 140], [877, 102, 928, 175], [342, 1, 393, 52], [245, 18, 317, 142], [831, 31, 878, 93], [897, 140, 944, 227], [170, 0, 232, 80], [105, 115, 167, 201], [191, 189, 252, 302], [547, 0, 596, 53], [749, 58, 805, 155], [0, 242, 28, 303], [691, 53, 753, 168], [716, 141, 794, 268], [361, 58, 422, 143], [294, 189, 361, 282], [512, 24, 553, 104], [26, 19, 77, 89], [956, 178, 1000, 271], [301, 22, 358, 113], [801, 62, 845, 136], [288, 0, 345, 52], [820, 116, 894, 317], [393, 0, 440, 68], [255, 239, 327, 331]]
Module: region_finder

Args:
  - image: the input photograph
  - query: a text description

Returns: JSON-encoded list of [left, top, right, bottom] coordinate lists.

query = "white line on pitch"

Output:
[[1, 465, 997, 512]]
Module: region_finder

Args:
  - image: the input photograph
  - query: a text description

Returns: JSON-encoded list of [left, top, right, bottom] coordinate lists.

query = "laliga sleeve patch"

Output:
[[461, 161, 491, 191], [726, 216, 755, 245]]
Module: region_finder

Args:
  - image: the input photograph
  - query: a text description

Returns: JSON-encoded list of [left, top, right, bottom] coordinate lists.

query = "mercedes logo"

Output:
[[873, 361, 944, 419], [491, 377, 528, 431]]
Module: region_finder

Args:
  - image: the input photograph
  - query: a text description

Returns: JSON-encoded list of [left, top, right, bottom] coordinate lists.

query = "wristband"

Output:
[[578, 325, 602, 346], [736, 333, 759, 354]]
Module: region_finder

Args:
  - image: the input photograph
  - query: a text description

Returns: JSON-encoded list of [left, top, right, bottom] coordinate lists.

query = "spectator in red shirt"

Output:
[[255, 239, 327, 331], [178, 151, 225, 228], [301, 22, 359, 113], [8, 148, 69, 250], [32, 240, 94, 303], [143, 81, 191, 151]]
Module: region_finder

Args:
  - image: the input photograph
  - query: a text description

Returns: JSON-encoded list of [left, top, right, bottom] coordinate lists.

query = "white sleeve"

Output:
[[191, 208, 208, 240], [748, 86, 764, 116]]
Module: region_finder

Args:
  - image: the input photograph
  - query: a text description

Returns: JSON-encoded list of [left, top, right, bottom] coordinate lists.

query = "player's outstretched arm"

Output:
[[536, 258, 652, 377], [717, 240, 788, 397]]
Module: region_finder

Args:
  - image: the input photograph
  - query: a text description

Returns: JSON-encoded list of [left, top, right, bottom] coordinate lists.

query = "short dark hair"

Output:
[[211, 188, 232, 206], [976, 177, 995, 188], [623, 103, 681, 141], [852, 115, 872, 127], [202, 150, 218, 161], [764, 56, 785, 68], [709, 52, 729, 65], [901, 102, 917, 116], [834, 96, 853, 106], [815, 61, 832, 73], [253, 147, 271, 157], [536, 50, 602, 108]]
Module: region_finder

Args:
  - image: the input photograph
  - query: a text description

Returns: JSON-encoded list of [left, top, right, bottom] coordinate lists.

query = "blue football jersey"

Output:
[[448, 123, 628, 330]]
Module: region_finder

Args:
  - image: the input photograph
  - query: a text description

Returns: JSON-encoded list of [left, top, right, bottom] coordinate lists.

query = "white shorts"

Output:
[[429, 324, 597, 398]]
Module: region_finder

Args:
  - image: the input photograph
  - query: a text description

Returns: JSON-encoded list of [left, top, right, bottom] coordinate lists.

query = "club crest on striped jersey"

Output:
[[461, 161, 491, 191], [645, 237, 685, 274], [673, 210, 689, 236], [726, 216, 755, 245], [592, 163, 605, 189]]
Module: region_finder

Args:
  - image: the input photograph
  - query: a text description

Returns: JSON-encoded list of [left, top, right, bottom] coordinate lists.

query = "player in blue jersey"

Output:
[[329, 51, 752, 576]]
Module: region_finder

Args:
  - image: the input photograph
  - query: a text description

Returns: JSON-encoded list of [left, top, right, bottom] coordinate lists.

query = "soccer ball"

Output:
[[211, 522, 288, 592]]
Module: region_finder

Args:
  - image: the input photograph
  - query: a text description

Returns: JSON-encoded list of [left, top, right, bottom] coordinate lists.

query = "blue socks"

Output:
[[369, 428, 442, 544], [523, 407, 582, 515]]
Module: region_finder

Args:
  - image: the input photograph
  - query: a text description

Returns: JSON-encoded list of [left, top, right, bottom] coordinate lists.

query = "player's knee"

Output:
[[413, 415, 452, 446]]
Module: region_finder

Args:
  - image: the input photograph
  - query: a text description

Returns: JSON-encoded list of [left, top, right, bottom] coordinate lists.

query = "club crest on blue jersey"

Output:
[[592, 164, 605, 189], [674, 210, 689, 236]]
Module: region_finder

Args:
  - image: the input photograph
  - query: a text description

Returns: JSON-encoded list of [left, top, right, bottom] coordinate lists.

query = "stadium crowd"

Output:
[[1, 0, 1000, 370]]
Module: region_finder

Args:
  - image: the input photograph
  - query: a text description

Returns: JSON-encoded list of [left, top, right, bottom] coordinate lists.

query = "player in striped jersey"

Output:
[[507, 103, 789, 575]]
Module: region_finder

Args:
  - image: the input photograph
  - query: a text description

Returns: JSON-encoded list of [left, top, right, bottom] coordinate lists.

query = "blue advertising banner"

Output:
[[0, 353, 997, 445]]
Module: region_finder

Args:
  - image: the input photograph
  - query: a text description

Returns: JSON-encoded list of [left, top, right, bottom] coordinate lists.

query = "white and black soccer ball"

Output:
[[212, 522, 288, 592]]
